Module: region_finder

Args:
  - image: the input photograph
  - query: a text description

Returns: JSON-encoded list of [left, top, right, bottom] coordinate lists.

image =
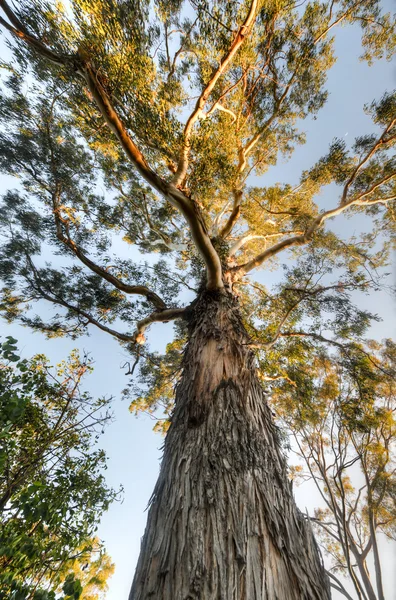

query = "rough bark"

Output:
[[130, 291, 331, 600]]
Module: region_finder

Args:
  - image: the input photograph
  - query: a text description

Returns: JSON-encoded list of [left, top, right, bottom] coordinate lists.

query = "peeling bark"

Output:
[[130, 291, 330, 600]]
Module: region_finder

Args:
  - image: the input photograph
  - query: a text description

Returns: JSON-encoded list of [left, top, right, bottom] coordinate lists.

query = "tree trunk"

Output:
[[130, 291, 331, 600]]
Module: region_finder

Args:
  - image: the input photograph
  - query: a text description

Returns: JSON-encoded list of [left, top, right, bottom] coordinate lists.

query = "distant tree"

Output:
[[0, 337, 117, 600], [0, 1, 395, 598], [273, 339, 396, 600]]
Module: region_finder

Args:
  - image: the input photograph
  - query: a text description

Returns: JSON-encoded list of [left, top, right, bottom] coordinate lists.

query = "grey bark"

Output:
[[130, 291, 331, 599]]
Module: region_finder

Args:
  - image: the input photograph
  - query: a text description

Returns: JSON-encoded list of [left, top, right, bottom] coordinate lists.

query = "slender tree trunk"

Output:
[[367, 492, 385, 600], [352, 552, 376, 600], [130, 291, 331, 600]]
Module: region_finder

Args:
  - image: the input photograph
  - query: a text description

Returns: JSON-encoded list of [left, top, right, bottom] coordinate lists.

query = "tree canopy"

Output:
[[0, 0, 394, 430]]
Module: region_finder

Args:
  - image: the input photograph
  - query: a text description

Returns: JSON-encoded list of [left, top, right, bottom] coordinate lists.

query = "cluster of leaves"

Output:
[[127, 333, 186, 434], [0, 338, 117, 599]]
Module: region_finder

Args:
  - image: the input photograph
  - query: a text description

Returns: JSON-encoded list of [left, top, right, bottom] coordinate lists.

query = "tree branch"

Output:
[[79, 61, 223, 288], [229, 230, 303, 256], [327, 572, 355, 600], [25, 254, 188, 344], [205, 101, 237, 122], [219, 202, 241, 238], [0, 0, 75, 66], [233, 119, 395, 275], [133, 307, 188, 345], [341, 120, 396, 205], [278, 331, 393, 376], [52, 197, 168, 311], [172, 0, 258, 186], [27, 264, 136, 343], [233, 233, 306, 274]]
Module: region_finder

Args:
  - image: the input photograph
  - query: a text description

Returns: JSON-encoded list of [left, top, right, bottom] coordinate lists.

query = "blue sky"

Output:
[[0, 5, 395, 599]]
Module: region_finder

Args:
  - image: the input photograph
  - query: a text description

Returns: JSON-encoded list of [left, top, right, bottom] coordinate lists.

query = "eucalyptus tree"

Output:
[[273, 340, 396, 600], [0, 0, 394, 598]]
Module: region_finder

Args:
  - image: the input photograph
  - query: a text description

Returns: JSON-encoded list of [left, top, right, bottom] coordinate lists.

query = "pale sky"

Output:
[[0, 4, 395, 599]]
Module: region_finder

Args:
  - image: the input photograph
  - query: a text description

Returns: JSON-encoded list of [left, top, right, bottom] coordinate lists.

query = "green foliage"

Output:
[[0, 340, 117, 600]]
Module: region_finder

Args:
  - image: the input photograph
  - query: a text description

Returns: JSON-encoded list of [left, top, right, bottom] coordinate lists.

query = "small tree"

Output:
[[0, 0, 395, 597], [273, 340, 396, 600], [0, 337, 117, 600]]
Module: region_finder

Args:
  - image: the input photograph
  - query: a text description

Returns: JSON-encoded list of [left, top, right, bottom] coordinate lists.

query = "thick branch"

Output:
[[205, 101, 237, 122], [79, 62, 223, 288], [0, 0, 74, 66], [133, 307, 188, 344], [229, 230, 302, 256], [219, 205, 241, 238], [233, 233, 306, 274], [79, 61, 167, 196]]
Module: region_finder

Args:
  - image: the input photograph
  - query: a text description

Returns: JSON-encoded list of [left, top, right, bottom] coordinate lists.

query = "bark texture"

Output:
[[130, 291, 331, 600]]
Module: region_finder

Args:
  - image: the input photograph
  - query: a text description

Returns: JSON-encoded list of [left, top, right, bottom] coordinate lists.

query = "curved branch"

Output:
[[327, 572, 355, 600], [229, 230, 303, 256], [259, 298, 304, 349], [219, 187, 244, 238], [133, 307, 188, 344], [234, 120, 395, 275], [26, 265, 136, 343], [52, 202, 167, 311], [205, 101, 237, 122], [341, 120, 396, 205], [219, 205, 241, 238], [78, 62, 224, 289], [0, 0, 75, 65], [233, 233, 306, 274], [25, 254, 188, 344]]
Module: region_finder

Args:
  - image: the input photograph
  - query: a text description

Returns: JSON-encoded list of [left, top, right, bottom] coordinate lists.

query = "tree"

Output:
[[0, 336, 117, 599], [272, 339, 396, 600], [0, 0, 394, 598]]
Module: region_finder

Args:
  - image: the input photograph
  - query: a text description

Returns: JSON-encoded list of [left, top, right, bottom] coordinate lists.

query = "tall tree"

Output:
[[272, 339, 396, 600], [0, 1, 394, 598], [0, 337, 117, 600]]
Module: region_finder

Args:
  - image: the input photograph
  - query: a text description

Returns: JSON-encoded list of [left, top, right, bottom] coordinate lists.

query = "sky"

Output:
[[0, 3, 395, 599]]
